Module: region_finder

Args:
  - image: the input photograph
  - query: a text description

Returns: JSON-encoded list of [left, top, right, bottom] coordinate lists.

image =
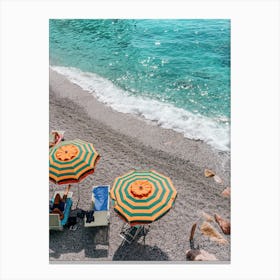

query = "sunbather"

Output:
[[50, 185, 71, 220], [49, 131, 64, 148]]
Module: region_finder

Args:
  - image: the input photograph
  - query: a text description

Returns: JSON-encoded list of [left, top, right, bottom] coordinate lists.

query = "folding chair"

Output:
[[119, 223, 150, 245]]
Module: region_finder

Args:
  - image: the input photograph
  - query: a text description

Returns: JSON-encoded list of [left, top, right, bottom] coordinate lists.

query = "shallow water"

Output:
[[50, 19, 230, 151]]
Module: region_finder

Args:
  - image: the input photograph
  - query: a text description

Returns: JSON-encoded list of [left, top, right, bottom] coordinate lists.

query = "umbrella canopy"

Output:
[[49, 139, 100, 185], [110, 170, 177, 225]]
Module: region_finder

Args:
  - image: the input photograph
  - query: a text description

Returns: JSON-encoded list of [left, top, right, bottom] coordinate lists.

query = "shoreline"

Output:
[[49, 68, 230, 262], [49, 68, 230, 182], [50, 65, 230, 153]]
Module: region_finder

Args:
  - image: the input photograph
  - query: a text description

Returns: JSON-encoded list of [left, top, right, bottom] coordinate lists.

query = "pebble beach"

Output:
[[49, 69, 231, 262]]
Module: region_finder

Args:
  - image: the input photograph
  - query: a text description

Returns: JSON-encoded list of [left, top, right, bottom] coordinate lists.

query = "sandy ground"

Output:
[[49, 69, 230, 263]]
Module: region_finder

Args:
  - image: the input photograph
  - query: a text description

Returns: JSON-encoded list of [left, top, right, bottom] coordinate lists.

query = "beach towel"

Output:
[[93, 186, 109, 211], [61, 198, 73, 226]]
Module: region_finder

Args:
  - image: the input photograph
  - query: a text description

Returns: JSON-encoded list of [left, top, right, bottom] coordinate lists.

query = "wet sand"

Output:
[[49, 68, 230, 262]]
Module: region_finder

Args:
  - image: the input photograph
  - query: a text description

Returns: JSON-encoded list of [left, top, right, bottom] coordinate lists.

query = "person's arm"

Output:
[[65, 184, 71, 195], [62, 184, 72, 200]]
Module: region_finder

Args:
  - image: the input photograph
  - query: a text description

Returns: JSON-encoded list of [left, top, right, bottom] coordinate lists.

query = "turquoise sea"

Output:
[[49, 19, 230, 151]]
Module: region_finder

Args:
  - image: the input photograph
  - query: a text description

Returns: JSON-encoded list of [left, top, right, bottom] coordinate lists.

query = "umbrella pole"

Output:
[[76, 184, 80, 209]]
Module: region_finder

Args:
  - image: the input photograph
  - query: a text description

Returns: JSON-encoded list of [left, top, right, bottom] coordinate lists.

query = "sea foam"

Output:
[[51, 66, 230, 151]]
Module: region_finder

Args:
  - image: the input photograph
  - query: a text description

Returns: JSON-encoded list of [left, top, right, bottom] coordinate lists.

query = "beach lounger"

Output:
[[49, 191, 73, 231], [84, 185, 110, 245], [84, 185, 110, 227], [49, 130, 65, 148]]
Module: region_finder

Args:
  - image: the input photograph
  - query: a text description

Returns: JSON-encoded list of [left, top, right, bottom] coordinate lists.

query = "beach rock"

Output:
[[213, 175, 223, 184], [186, 249, 218, 261], [221, 187, 230, 198], [200, 221, 228, 245], [204, 169, 215, 177], [214, 214, 230, 235], [201, 211, 214, 223]]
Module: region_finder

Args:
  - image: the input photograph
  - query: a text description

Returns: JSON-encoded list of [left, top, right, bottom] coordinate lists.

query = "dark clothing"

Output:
[[52, 201, 66, 212], [49, 194, 67, 213]]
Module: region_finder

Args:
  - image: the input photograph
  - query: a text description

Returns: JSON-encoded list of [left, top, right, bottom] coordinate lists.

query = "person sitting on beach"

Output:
[[49, 131, 60, 148], [49, 184, 71, 220], [50, 131, 59, 147]]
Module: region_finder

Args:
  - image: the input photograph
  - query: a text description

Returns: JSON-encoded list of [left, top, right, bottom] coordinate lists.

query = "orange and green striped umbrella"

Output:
[[110, 170, 177, 225], [49, 139, 100, 185]]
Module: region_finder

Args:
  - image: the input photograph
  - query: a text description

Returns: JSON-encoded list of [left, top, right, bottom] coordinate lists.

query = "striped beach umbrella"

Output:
[[110, 170, 177, 225], [49, 139, 100, 185]]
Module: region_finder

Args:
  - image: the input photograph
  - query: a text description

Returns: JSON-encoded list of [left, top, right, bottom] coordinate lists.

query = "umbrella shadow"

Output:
[[113, 242, 169, 261], [49, 218, 109, 260]]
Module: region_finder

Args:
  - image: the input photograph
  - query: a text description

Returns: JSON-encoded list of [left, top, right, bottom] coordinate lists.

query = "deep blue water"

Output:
[[50, 19, 230, 151]]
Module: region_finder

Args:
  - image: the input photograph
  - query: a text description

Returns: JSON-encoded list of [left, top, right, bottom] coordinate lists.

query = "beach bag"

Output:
[[65, 216, 77, 228], [86, 210, 95, 223]]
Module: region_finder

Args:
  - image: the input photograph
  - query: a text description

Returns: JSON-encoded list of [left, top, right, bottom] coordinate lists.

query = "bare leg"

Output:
[[52, 208, 64, 220]]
